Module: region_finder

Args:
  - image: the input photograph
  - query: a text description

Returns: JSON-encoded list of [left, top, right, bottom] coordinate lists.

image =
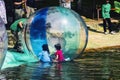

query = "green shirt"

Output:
[[102, 3, 111, 19], [114, 1, 120, 14], [10, 18, 27, 31]]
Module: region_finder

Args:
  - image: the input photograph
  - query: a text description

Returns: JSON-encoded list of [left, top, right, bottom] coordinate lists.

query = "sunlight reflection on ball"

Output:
[[24, 7, 88, 60]]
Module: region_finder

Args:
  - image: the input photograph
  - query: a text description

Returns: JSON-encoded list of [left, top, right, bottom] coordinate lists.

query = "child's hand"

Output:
[[53, 59, 58, 62]]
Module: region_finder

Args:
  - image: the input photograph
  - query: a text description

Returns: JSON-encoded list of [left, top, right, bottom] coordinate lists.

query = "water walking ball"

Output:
[[24, 7, 88, 60], [0, 17, 8, 69]]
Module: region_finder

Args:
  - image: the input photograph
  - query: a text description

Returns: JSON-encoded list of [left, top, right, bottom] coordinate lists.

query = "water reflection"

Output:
[[31, 62, 52, 80], [1, 51, 120, 80]]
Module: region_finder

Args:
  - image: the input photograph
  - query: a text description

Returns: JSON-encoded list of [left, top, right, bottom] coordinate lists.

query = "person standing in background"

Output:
[[59, 0, 73, 9], [10, 18, 27, 53], [102, 0, 115, 34], [0, 0, 7, 24], [13, 0, 27, 20], [65, 0, 73, 9], [26, 0, 36, 18]]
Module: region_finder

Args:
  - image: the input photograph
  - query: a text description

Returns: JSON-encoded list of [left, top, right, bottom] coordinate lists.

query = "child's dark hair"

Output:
[[54, 43, 61, 50], [42, 44, 49, 53]]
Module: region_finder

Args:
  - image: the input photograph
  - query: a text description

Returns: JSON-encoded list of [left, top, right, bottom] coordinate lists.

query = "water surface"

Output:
[[0, 50, 120, 80]]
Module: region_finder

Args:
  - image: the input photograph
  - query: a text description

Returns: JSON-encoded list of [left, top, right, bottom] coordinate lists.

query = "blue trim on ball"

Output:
[[30, 8, 49, 56]]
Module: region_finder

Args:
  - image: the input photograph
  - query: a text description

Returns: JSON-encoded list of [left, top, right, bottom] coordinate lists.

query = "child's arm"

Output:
[[14, 0, 26, 5], [55, 55, 58, 60], [53, 54, 59, 62], [52, 54, 58, 62], [18, 21, 23, 29], [38, 52, 43, 61]]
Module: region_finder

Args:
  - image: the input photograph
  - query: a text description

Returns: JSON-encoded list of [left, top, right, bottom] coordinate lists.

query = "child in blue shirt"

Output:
[[38, 44, 51, 62]]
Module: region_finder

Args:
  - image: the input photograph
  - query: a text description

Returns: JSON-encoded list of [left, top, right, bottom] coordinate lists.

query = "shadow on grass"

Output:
[[87, 22, 120, 33], [87, 25, 103, 34]]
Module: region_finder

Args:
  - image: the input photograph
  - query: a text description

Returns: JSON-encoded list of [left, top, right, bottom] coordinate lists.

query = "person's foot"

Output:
[[104, 32, 108, 35], [110, 31, 116, 35]]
